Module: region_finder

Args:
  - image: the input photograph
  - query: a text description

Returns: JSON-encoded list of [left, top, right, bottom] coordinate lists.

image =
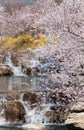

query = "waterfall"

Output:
[[4, 53, 50, 76], [21, 101, 52, 125], [5, 53, 24, 76], [0, 53, 66, 129], [21, 102, 53, 129], [0, 95, 55, 128], [30, 58, 50, 75], [5, 53, 13, 67]]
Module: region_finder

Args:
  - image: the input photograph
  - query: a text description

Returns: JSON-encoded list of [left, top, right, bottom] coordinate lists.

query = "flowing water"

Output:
[[0, 76, 68, 130], [0, 76, 46, 91], [0, 125, 68, 130], [0, 54, 68, 130]]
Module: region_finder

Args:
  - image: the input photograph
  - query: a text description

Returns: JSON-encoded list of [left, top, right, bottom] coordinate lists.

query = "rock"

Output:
[[4, 101, 26, 123], [45, 111, 57, 122], [24, 67, 40, 76], [65, 113, 84, 130], [23, 92, 38, 105], [32, 68, 40, 75], [71, 102, 84, 112], [24, 67, 32, 75], [65, 102, 84, 130], [0, 66, 12, 76]]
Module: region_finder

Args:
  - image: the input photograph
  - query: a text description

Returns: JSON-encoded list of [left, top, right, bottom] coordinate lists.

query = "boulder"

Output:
[[23, 92, 38, 105], [65, 113, 84, 130], [0, 66, 12, 76], [4, 101, 26, 123], [24, 67, 40, 76], [24, 67, 32, 75], [65, 102, 84, 130]]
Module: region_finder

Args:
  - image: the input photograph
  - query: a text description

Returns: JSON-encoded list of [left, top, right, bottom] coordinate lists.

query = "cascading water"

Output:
[[5, 53, 24, 76], [5, 53, 50, 76], [0, 82, 68, 130], [0, 53, 68, 130], [0, 92, 56, 129], [23, 103, 52, 124], [21, 104, 48, 129]]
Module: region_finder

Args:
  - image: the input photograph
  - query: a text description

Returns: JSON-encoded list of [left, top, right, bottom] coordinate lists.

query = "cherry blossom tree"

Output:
[[0, 0, 83, 39], [0, 5, 35, 37], [34, 0, 84, 39]]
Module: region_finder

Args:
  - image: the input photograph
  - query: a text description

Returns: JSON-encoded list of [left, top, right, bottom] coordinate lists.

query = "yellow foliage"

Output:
[[0, 34, 47, 52], [0, 33, 61, 52]]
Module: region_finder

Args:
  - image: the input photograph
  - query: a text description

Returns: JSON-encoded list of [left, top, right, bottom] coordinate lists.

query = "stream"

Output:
[[0, 124, 68, 130], [0, 54, 68, 130], [0, 75, 68, 130], [0, 76, 47, 91]]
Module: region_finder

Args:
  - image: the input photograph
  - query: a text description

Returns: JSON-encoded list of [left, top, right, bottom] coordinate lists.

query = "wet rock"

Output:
[[23, 92, 38, 105], [32, 68, 40, 75], [65, 102, 84, 130], [45, 111, 57, 122], [24, 67, 32, 75], [0, 66, 12, 76], [4, 101, 26, 123]]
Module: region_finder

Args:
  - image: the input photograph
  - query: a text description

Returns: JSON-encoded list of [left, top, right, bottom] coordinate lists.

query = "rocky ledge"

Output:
[[65, 102, 84, 130], [0, 65, 12, 76]]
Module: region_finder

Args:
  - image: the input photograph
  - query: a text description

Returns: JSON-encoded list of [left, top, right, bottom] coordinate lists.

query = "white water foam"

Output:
[[30, 59, 40, 68], [22, 123, 45, 130], [0, 117, 10, 126], [22, 101, 52, 125], [5, 53, 25, 76]]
